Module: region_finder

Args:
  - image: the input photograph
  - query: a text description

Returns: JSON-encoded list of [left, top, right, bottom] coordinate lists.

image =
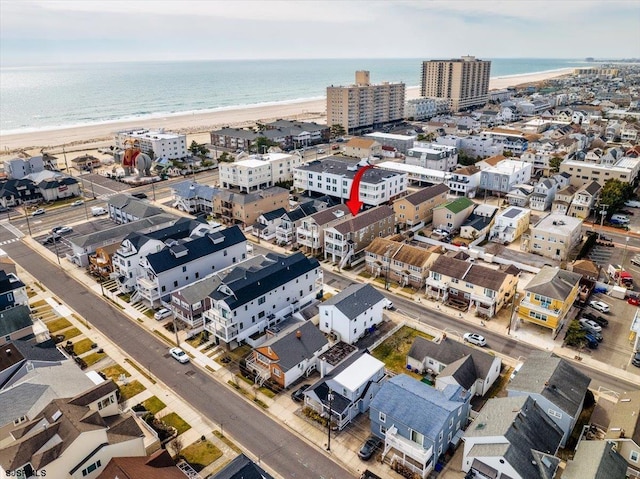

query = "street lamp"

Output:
[[172, 314, 180, 347], [623, 236, 631, 267], [52, 236, 61, 266], [326, 388, 334, 451], [23, 207, 32, 236]]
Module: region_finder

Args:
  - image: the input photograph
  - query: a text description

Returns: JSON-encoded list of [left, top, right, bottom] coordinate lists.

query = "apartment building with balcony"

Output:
[[365, 237, 439, 289], [404, 97, 451, 120], [343, 138, 382, 159], [134, 226, 247, 307], [216, 187, 289, 227], [515, 266, 581, 335], [405, 143, 458, 171], [481, 128, 538, 155], [297, 205, 352, 255], [293, 158, 407, 207], [115, 127, 187, 160], [529, 214, 583, 261], [219, 152, 303, 192], [567, 181, 601, 219], [529, 178, 559, 212], [275, 201, 324, 246], [203, 252, 321, 349], [489, 206, 531, 244], [426, 256, 517, 318], [479, 159, 533, 195], [324, 206, 395, 268], [447, 165, 482, 198], [393, 183, 449, 229], [327, 70, 406, 134]]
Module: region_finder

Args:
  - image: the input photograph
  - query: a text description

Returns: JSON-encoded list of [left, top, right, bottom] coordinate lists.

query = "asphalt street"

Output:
[[1, 238, 354, 479]]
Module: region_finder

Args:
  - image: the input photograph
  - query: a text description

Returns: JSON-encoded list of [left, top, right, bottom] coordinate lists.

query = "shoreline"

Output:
[[0, 68, 574, 155]]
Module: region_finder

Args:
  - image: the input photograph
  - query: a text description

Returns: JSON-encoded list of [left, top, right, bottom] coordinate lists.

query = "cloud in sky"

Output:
[[1, 0, 639, 65]]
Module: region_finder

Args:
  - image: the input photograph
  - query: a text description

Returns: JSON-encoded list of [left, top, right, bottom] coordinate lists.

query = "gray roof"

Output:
[[2, 359, 96, 395], [332, 205, 394, 235], [0, 383, 56, 427], [211, 453, 275, 479], [297, 158, 403, 184], [562, 440, 627, 479], [524, 266, 582, 301], [172, 181, 219, 201], [259, 321, 328, 372], [578, 180, 602, 197], [508, 351, 591, 418], [371, 374, 468, 441], [465, 396, 563, 479], [0, 305, 32, 337], [430, 256, 510, 292], [321, 283, 385, 319], [71, 214, 176, 248], [308, 204, 351, 226], [408, 337, 497, 383], [402, 184, 449, 206], [109, 195, 164, 219], [217, 186, 288, 205]]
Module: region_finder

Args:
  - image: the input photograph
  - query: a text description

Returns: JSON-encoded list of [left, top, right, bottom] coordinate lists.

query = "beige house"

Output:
[[528, 214, 583, 261], [214, 187, 289, 227], [365, 236, 440, 288], [552, 184, 579, 215], [343, 138, 382, 159], [426, 255, 518, 317], [324, 206, 395, 267], [567, 181, 601, 219], [393, 183, 449, 229], [297, 204, 352, 255], [432, 197, 475, 233]]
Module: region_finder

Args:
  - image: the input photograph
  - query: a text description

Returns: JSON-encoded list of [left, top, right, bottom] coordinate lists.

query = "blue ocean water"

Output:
[[0, 58, 588, 135]]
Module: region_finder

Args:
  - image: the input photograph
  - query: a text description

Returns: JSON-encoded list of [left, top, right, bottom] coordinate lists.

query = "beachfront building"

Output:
[[420, 56, 491, 112], [405, 143, 458, 171], [293, 158, 407, 207], [528, 214, 583, 261], [393, 183, 449, 229], [365, 132, 417, 154], [115, 127, 187, 160], [479, 159, 533, 195], [374, 161, 450, 186], [327, 70, 406, 134], [219, 152, 303, 192], [404, 97, 451, 120]]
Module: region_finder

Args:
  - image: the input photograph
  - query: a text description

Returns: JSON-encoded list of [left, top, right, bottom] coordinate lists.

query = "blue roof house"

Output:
[[369, 374, 471, 478]]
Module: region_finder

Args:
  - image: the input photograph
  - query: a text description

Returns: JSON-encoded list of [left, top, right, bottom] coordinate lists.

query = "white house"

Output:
[[405, 143, 458, 171], [489, 207, 531, 244], [529, 178, 558, 212], [115, 127, 187, 160], [447, 165, 482, 198], [219, 152, 303, 192], [479, 159, 533, 194], [319, 283, 385, 344]]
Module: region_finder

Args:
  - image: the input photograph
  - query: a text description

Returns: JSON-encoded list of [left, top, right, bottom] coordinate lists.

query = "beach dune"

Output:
[[0, 68, 573, 155]]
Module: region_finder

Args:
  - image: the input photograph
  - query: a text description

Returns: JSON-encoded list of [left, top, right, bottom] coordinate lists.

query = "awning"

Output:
[[471, 458, 498, 479]]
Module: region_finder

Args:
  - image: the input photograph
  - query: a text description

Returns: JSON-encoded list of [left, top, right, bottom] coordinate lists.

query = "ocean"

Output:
[[0, 58, 589, 135]]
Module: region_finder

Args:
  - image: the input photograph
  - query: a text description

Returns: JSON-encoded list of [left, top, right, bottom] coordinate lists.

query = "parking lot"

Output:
[[38, 216, 114, 257]]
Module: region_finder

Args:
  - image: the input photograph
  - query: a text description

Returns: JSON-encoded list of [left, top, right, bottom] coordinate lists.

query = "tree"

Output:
[[549, 156, 563, 173], [188, 141, 207, 157], [330, 124, 346, 139], [564, 320, 586, 348], [169, 436, 184, 458], [218, 152, 233, 163], [502, 150, 513, 157], [253, 136, 278, 153], [600, 178, 633, 216]]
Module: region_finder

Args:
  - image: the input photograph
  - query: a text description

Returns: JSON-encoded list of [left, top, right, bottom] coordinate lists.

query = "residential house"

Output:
[[216, 187, 290, 227], [0, 179, 42, 208], [506, 184, 534, 208], [462, 396, 563, 479], [88, 244, 120, 279], [447, 165, 482, 198], [482, 128, 538, 154], [405, 143, 458, 171], [562, 437, 627, 479], [4, 156, 48, 180], [252, 207, 287, 241], [528, 214, 583, 261], [297, 205, 352, 255], [515, 266, 581, 334], [107, 194, 164, 224], [567, 181, 601, 219], [489, 206, 531, 244], [209, 453, 275, 479], [0, 393, 145, 479], [219, 152, 303, 192], [520, 149, 556, 177], [203, 252, 321, 349], [365, 237, 439, 289], [552, 184, 579, 215], [246, 320, 329, 388], [319, 283, 385, 344], [343, 138, 383, 159], [171, 181, 217, 214], [275, 201, 323, 246], [507, 351, 591, 447], [370, 374, 471, 478], [365, 132, 417, 154], [0, 271, 27, 311], [570, 259, 600, 282], [305, 352, 386, 431], [460, 204, 498, 241], [432, 197, 475, 233], [0, 306, 35, 347], [324, 205, 395, 267], [135, 226, 248, 307], [407, 336, 501, 397], [426, 256, 518, 317], [293, 158, 407, 207], [529, 178, 558, 212], [38, 177, 81, 202], [479, 159, 533, 195], [393, 183, 449, 229], [97, 449, 184, 479], [211, 120, 329, 151]]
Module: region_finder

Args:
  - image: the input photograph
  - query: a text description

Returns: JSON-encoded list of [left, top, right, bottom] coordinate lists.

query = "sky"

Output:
[[1, 0, 639, 66]]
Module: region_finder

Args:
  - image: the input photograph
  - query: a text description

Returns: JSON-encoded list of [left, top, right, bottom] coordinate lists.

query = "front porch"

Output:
[[382, 426, 433, 479]]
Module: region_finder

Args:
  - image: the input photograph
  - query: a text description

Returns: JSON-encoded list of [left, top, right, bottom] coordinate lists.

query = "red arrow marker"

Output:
[[346, 165, 374, 216]]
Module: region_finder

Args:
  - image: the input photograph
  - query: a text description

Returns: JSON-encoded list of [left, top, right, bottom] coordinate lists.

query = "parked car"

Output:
[[383, 299, 394, 310], [290, 384, 310, 403], [169, 347, 189, 364], [31, 208, 45, 216], [584, 333, 599, 349], [52, 225, 73, 235], [579, 318, 603, 334], [358, 435, 383, 460], [632, 352, 640, 368], [317, 148, 325, 154], [463, 333, 487, 347], [42, 234, 61, 245], [589, 300, 611, 313], [632, 256, 640, 267], [598, 234, 612, 242], [70, 200, 84, 207], [629, 297, 640, 306], [154, 308, 172, 320], [581, 311, 609, 328]]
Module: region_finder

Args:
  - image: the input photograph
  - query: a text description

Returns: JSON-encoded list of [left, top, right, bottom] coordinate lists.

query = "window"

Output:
[[631, 451, 639, 463], [379, 412, 386, 423], [439, 431, 443, 441], [547, 408, 562, 419], [273, 368, 281, 377], [410, 429, 424, 446], [182, 266, 187, 272], [82, 460, 102, 476], [258, 296, 266, 305], [380, 425, 387, 435]]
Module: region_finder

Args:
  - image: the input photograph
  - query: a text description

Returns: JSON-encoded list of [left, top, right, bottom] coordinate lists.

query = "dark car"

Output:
[[358, 435, 383, 460], [42, 234, 61, 245], [290, 384, 310, 403], [633, 352, 640, 368], [584, 332, 599, 349], [582, 311, 609, 328]]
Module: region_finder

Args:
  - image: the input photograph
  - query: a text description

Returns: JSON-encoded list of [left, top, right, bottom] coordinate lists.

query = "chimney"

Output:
[[296, 330, 302, 340], [5, 349, 11, 356]]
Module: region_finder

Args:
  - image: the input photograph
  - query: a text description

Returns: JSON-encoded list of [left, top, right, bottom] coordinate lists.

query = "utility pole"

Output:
[[23, 207, 32, 236], [599, 203, 609, 236], [507, 291, 519, 335], [326, 389, 333, 452]]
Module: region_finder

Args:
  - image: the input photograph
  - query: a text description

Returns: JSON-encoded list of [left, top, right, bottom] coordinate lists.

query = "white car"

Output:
[[71, 200, 84, 207], [383, 299, 394, 310], [169, 347, 189, 364], [463, 332, 487, 347], [31, 208, 45, 216], [52, 225, 73, 235], [579, 317, 603, 333], [589, 300, 611, 314], [632, 256, 640, 267], [154, 308, 172, 320]]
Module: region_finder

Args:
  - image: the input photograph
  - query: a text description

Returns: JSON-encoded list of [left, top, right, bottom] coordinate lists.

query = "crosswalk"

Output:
[[1, 222, 25, 239], [0, 238, 20, 246]]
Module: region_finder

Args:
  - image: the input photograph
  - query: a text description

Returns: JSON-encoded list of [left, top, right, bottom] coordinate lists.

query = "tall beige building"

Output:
[[421, 56, 491, 112], [327, 70, 405, 134]]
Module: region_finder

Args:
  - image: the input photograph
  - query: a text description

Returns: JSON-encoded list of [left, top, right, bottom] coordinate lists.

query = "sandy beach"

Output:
[[0, 68, 573, 157]]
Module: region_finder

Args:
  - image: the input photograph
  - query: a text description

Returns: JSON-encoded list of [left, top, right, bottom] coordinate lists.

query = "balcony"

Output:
[[519, 299, 561, 317], [136, 276, 160, 303], [470, 293, 496, 306], [383, 426, 433, 471]]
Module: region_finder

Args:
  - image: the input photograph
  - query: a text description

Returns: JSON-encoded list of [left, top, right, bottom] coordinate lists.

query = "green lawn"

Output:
[[181, 440, 222, 472], [142, 396, 167, 415], [371, 325, 434, 377], [119, 380, 146, 401], [73, 338, 95, 355], [46, 317, 72, 333], [100, 364, 131, 382], [62, 327, 82, 341], [162, 413, 191, 435], [83, 351, 107, 366]]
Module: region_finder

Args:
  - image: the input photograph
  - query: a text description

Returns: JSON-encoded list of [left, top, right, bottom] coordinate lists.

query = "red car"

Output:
[[629, 297, 640, 306]]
